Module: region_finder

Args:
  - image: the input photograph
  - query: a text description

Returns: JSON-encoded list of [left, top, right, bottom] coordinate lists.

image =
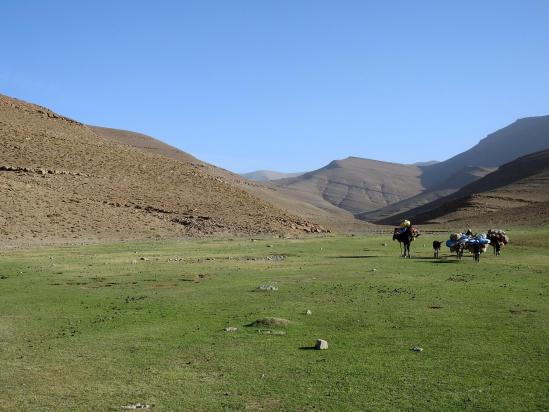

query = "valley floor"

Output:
[[0, 231, 548, 411]]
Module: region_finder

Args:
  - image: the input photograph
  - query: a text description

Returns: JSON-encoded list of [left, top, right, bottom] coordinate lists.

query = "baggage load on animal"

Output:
[[463, 233, 490, 246], [399, 219, 411, 228], [446, 233, 469, 248], [487, 229, 509, 244]]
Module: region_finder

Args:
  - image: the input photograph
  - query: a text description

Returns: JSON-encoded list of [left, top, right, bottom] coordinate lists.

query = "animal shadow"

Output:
[[331, 255, 381, 259]]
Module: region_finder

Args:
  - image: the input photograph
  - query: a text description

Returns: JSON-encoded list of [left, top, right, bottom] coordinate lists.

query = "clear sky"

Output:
[[2, 1, 548, 173]]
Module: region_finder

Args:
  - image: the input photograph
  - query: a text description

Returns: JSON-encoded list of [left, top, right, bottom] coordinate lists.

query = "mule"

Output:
[[393, 227, 420, 258], [487, 232, 508, 256], [432, 240, 442, 258], [464, 243, 488, 262]]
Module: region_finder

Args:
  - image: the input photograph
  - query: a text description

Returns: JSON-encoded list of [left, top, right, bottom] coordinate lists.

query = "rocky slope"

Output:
[[0, 94, 326, 244], [91, 126, 366, 232]]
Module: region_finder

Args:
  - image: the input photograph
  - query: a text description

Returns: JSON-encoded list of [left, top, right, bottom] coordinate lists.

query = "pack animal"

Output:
[[432, 240, 442, 258], [487, 229, 509, 256], [393, 226, 420, 258], [463, 242, 488, 262]]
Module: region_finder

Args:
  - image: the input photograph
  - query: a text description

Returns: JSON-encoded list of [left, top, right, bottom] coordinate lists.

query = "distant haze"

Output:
[[242, 170, 304, 182]]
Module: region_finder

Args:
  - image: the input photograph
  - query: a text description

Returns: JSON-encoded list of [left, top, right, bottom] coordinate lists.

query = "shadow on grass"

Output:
[[414, 259, 460, 264], [298, 346, 317, 350], [409, 256, 438, 260], [330, 255, 382, 259]]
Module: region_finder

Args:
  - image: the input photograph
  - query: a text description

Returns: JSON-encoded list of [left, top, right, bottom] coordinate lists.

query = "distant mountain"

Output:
[[359, 165, 496, 222], [269, 157, 426, 215], [378, 149, 549, 227], [419, 115, 549, 188], [242, 170, 304, 182], [413, 160, 439, 166], [358, 115, 549, 221]]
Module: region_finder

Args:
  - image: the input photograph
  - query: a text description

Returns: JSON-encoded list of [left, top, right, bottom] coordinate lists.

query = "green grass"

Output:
[[0, 231, 548, 411]]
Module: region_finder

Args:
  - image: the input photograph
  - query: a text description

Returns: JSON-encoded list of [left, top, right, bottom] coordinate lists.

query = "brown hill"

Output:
[[359, 165, 496, 221], [380, 149, 549, 227], [91, 126, 200, 164], [91, 126, 367, 232], [357, 116, 549, 221], [0, 94, 326, 245], [269, 157, 426, 215]]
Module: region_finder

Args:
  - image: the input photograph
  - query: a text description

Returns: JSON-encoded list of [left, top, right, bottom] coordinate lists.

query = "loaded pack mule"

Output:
[[393, 225, 421, 259]]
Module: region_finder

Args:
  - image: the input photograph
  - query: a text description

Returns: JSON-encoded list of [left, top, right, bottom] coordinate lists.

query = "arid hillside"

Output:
[[91, 126, 367, 232], [0, 94, 326, 244], [357, 116, 549, 221], [269, 157, 426, 215], [420, 115, 549, 188], [382, 149, 549, 227]]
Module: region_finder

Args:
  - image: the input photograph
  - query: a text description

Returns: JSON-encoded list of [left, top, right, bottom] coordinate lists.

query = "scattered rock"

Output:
[[139, 257, 149, 261], [265, 255, 286, 261], [256, 284, 278, 291], [257, 329, 286, 335], [382, 243, 387, 247], [315, 339, 328, 350], [121, 403, 151, 410], [372, 268, 377, 272], [267, 244, 273, 248], [305, 309, 312, 315], [411, 346, 423, 352], [224, 327, 238, 332]]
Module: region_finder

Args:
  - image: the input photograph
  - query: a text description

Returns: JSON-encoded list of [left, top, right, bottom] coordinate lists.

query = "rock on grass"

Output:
[[315, 339, 328, 350]]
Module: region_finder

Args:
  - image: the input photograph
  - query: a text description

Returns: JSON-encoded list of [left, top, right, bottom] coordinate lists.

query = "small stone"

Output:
[[315, 339, 328, 350], [121, 403, 151, 410], [382, 243, 388, 247], [411, 346, 423, 352], [256, 284, 278, 291], [267, 244, 273, 248], [372, 268, 377, 272], [305, 309, 312, 315], [224, 327, 238, 332], [139, 257, 149, 261]]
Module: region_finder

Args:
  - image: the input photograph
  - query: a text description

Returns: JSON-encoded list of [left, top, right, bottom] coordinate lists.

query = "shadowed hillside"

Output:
[[420, 115, 549, 188], [379, 149, 549, 226], [358, 116, 549, 221], [0, 94, 326, 244]]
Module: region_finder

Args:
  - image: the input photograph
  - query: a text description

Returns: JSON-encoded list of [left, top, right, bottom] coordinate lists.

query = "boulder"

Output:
[[315, 339, 328, 350]]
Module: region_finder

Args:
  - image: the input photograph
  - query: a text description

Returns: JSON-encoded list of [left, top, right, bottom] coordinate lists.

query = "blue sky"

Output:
[[2, 1, 548, 173]]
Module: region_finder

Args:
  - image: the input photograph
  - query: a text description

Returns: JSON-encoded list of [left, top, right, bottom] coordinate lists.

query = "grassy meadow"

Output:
[[0, 230, 548, 411]]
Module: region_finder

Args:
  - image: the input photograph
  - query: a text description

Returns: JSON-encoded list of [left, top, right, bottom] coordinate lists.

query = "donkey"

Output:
[[464, 243, 488, 263], [432, 240, 442, 259], [487, 230, 509, 256], [393, 227, 420, 258]]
